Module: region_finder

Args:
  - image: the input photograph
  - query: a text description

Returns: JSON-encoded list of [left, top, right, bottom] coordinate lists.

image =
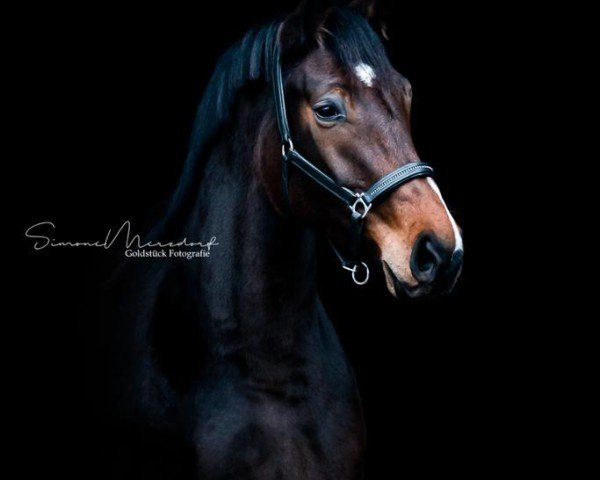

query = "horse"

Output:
[[107, 1, 463, 478]]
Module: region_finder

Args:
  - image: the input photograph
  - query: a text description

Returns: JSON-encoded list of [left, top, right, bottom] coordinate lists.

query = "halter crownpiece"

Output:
[[271, 27, 434, 285]]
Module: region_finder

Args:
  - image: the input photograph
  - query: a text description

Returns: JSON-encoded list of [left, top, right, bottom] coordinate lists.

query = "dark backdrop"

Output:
[[12, 1, 528, 478]]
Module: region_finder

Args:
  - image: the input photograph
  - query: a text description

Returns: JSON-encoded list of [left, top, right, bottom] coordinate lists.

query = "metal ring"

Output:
[[350, 194, 372, 219], [351, 262, 370, 285], [281, 138, 294, 158]]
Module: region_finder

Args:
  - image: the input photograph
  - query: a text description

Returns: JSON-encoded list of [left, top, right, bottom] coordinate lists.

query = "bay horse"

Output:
[[109, 1, 463, 478]]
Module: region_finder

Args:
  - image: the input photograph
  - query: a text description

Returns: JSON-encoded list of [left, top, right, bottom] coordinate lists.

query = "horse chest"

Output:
[[193, 379, 364, 479]]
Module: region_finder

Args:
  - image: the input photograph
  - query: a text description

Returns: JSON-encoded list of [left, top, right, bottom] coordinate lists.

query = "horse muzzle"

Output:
[[383, 234, 463, 298]]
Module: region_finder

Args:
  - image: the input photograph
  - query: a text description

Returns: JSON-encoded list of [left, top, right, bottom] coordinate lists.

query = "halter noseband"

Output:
[[271, 32, 434, 285]]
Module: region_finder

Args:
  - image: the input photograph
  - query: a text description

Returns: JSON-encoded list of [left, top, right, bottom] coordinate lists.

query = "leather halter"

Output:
[[271, 34, 434, 285]]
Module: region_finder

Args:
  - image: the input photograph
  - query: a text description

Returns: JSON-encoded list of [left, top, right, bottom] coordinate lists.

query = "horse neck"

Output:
[[188, 96, 319, 358]]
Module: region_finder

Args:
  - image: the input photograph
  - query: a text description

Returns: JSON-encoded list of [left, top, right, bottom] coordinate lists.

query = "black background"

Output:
[[11, 1, 537, 478]]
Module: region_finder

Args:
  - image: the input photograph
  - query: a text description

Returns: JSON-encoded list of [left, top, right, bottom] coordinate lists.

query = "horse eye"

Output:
[[314, 104, 340, 121]]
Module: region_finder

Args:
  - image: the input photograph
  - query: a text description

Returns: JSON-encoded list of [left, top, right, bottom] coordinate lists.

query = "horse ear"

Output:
[[281, 0, 336, 52], [348, 0, 389, 39], [281, 0, 388, 54], [348, 0, 377, 18]]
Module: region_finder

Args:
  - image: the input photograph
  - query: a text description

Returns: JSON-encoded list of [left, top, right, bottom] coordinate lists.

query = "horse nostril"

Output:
[[410, 234, 449, 283]]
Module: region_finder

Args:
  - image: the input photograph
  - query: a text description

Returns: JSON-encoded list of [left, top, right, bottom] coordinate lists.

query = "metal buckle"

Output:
[[342, 262, 370, 286], [350, 193, 372, 219], [281, 138, 294, 159]]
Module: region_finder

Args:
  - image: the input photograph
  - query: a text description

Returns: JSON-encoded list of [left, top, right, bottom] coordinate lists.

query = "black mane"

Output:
[[157, 7, 391, 236], [153, 21, 279, 237]]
